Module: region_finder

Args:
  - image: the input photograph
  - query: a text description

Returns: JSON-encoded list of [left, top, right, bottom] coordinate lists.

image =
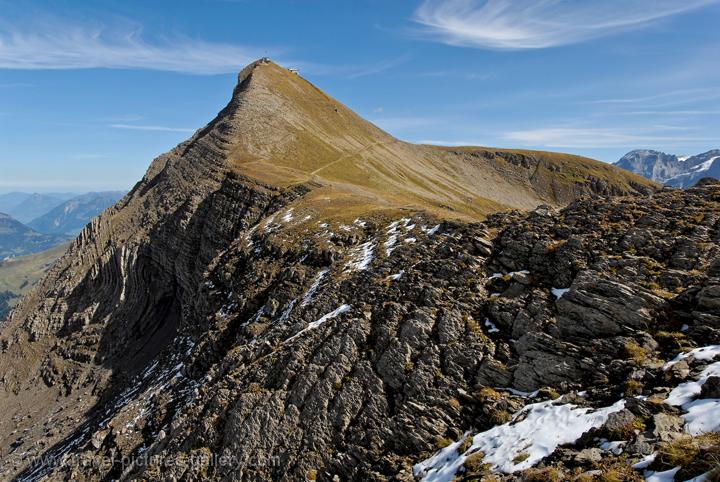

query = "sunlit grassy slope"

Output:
[[0, 243, 68, 314], [219, 61, 657, 222]]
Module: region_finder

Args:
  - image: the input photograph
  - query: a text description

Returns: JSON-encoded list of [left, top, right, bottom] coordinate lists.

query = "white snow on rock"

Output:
[[664, 345, 720, 435], [598, 439, 625, 455], [281, 208, 294, 223], [664, 345, 720, 369], [684, 469, 718, 482], [552, 288, 570, 299], [644, 467, 680, 482], [387, 271, 405, 281], [484, 318, 500, 333], [301, 268, 329, 307], [414, 398, 626, 481], [277, 299, 297, 323], [262, 213, 277, 230], [631, 452, 656, 469], [682, 398, 720, 434], [425, 224, 441, 236], [345, 241, 375, 271], [384, 218, 417, 255], [285, 304, 352, 343], [499, 387, 539, 398], [692, 156, 719, 173], [666, 361, 720, 406], [488, 270, 529, 280]]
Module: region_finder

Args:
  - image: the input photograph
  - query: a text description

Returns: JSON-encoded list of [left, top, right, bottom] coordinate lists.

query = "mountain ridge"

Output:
[[0, 212, 69, 258], [615, 148, 720, 188], [218, 60, 656, 221], [0, 192, 77, 224], [1, 59, 693, 481], [27, 191, 125, 236]]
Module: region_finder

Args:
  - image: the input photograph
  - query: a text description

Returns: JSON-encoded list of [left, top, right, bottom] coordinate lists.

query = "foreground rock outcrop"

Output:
[[4, 61, 716, 481]]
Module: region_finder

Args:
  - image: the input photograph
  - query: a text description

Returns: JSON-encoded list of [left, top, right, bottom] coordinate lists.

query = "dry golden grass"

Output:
[[225, 61, 658, 223], [622, 341, 650, 363], [521, 467, 564, 481], [657, 432, 720, 478], [462, 451, 489, 473], [0, 242, 68, 312]]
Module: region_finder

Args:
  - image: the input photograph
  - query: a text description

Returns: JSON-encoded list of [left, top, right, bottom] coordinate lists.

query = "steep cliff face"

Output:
[[0, 60, 675, 481], [615, 149, 720, 188], [615, 150, 686, 183]]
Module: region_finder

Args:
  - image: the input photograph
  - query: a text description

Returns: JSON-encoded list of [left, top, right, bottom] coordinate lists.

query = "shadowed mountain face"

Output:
[[615, 149, 720, 188], [4, 60, 704, 481], [0, 212, 68, 258], [27, 191, 125, 236]]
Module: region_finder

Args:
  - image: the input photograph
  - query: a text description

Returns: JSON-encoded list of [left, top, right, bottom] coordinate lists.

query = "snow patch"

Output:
[[301, 268, 329, 307], [499, 387, 539, 398], [414, 398, 626, 480], [277, 299, 297, 323], [644, 467, 680, 482], [489, 270, 529, 280], [484, 318, 500, 333], [631, 452, 656, 469], [664, 345, 720, 370], [345, 241, 375, 271], [665, 361, 720, 406], [281, 209, 294, 223], [387, 270, 405, 281], [598, 439, 625, 455], [552, 288, 570, 299], [423, 224, 441, 236], [692, 156, 719, 173], [285, 304, 352, 343], [682, 398, 720, 435], [664, 349, 720, 435]]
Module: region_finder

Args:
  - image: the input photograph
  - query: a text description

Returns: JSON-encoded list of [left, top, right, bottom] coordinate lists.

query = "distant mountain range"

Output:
[[0, 212, 69, 258], [0, 192, 77, 223], [614, 149, 720, 188], [27, 191, 125, 235], [0, 191, 124, 258]]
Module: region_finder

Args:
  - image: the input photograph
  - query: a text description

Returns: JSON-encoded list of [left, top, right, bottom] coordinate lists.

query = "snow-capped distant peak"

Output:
[[692, 156, 719, 173], [677, 155, 689, 162]]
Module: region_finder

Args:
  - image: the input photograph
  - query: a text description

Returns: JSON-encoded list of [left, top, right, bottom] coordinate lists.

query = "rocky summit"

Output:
[[1, 61, 718, 482]]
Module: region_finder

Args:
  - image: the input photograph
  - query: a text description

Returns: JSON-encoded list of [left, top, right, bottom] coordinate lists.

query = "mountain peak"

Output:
[[615, 148, 720, 187], [191, 60, 655, 220]]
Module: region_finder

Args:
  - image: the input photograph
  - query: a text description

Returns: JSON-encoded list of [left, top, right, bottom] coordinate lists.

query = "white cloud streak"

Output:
[[413, 0, 719, 49], [0, 16, 265, 74], [581, 88, 719, 106], [503, 126, 716, 148], [109, 124, 195, 133]]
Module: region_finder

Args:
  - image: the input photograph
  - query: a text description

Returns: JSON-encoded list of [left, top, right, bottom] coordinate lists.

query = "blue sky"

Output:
[[1, 0, 719, 193]]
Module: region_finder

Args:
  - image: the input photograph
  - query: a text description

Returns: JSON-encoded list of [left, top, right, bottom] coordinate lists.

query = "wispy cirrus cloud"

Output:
[[503, 126, 715, 148], [108, 124, 195, 133], [581, 88, 720, 106], [413, 0, 719, 50], [617, 110, 720, 116], [0, 15, 268, 74]]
